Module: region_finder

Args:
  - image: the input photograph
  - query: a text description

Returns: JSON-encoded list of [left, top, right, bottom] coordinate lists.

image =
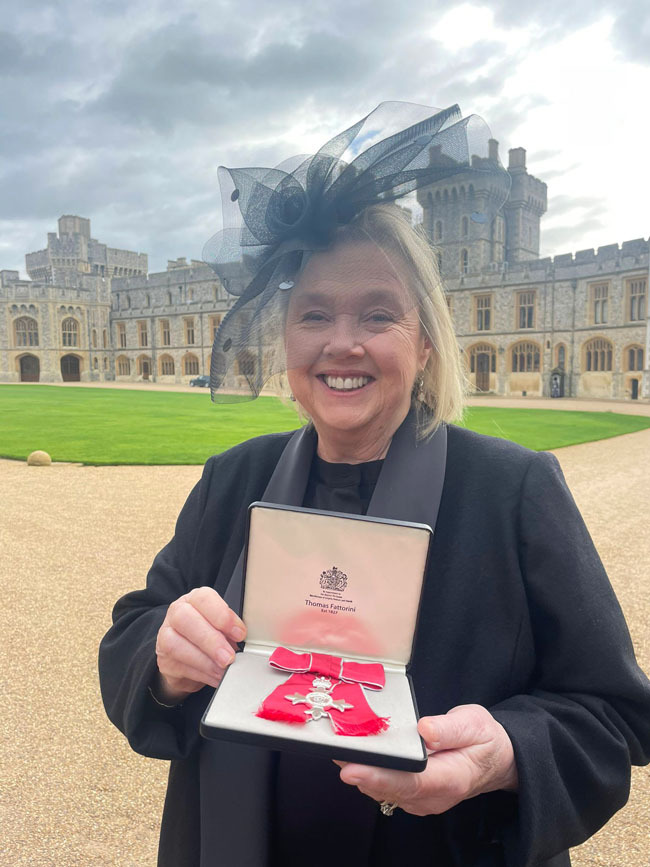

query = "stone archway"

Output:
[[61, 354, 81, 382], [20, 354, 40, 382]]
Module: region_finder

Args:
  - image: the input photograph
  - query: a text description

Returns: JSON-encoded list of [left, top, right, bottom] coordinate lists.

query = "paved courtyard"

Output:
[[1, 412, 648, 865]]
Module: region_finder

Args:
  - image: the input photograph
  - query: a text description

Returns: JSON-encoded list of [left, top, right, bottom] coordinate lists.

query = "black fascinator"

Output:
[[203, 101, 510, 401]]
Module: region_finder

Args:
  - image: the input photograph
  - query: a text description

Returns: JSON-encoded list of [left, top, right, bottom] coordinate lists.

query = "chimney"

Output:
[[508, 147, 527, 172], [488, 139, 499, 161]]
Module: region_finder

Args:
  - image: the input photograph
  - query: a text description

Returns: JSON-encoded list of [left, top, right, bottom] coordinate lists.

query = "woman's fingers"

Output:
[[155, 587, 246, 696], [166, 589, 244, 663], [338, 706, 517, 817], [417, 705, 493, 752], [166, 598, 236, 667], [185, 587, 246, 643], [156, 625, 230, 685]]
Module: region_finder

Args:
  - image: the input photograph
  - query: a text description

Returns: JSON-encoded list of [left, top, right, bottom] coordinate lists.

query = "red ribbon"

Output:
[[268, 646, 386, 690], [256, 673, 389, 736], [256, 648, 390, 737]]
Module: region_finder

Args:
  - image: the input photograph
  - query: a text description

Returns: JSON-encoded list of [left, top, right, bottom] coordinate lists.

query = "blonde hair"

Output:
[[273, 203, 467, 437]]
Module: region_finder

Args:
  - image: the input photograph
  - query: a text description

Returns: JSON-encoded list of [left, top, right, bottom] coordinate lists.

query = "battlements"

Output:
[[443, 236, 649, 291]]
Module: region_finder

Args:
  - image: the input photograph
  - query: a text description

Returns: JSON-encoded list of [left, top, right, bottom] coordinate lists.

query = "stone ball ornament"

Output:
[[27, 450, 52, 466]]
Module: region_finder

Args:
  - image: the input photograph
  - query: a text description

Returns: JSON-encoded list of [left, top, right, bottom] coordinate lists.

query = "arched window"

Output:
[[451, 187, 458, 202], [625, 345, 644, 372], [461, 216, 469, 238], [116, 356, 130, 376], [126, 294, 131, 308], [102, 329, 108, 349], [93, 357, 99, 369], [62, 318, 79, 347], [434, 220, 443, 241], [14, 316, 39, 347], [183, 354, 200, 376], [160, 354, 175, 375], [555, 343, 566, 370], [167, 290, 172, 306], [461, 249, 469, 274], [92, 328, 97, 348], [145, 294, 151, 307], [511, 341, 540, 372], [584, 338, 613, 372]]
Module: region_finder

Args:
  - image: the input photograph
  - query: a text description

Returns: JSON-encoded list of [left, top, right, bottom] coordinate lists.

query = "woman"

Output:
[[99, 104, 650, 867]]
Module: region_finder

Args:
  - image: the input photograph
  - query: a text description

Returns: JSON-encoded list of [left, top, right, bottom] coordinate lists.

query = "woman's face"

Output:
[[285, 241, 431, 443]]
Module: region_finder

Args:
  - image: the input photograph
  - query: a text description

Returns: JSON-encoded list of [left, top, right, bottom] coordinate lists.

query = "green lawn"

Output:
[[1, 385, 649, 465]]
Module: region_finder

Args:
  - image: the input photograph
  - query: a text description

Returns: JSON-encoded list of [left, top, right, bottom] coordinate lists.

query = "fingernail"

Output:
[[217, 649, 235, 667], [230, 626, 245, 642]]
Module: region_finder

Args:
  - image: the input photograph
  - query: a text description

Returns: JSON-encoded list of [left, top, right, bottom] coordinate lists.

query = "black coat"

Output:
[[98, 423, 650, 867]]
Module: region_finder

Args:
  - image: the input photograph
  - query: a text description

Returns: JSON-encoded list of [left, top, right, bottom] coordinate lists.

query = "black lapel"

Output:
[[223, 424, 316, 612], [368, 410, 447, 531]]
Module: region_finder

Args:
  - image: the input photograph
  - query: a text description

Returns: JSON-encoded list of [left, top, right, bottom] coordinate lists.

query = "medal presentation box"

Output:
[[200, 503, 432, 772]]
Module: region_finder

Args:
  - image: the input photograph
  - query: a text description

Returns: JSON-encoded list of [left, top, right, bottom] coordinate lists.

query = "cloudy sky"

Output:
[[1, 0, 648, 276]]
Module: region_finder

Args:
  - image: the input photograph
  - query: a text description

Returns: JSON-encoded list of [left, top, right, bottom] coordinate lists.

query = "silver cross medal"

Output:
[[285, 676, 354, 722]]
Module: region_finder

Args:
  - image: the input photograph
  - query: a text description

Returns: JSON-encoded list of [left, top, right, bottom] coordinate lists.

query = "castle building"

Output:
[[0, 216, 148, 384], [1, 151, 648, 399], [417, 144, 648, 401]]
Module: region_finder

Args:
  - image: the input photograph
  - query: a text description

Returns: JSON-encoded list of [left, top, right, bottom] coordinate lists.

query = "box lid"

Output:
[[242, 503, 432, 667]]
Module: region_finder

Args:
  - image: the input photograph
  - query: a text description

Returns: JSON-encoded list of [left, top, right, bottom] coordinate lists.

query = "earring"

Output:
[[412, 371, 425, 402]]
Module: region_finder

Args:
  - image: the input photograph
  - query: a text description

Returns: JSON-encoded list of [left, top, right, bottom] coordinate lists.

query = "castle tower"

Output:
[[503, 148, 547, 263], [416, 141, 546, 275]]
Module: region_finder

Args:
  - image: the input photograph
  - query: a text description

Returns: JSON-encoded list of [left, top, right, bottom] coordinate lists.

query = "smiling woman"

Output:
[[98, 103, 650, 867]]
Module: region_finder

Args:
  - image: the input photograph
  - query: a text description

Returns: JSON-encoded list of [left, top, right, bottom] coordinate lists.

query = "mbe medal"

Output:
[[284, 676, 354, 722]]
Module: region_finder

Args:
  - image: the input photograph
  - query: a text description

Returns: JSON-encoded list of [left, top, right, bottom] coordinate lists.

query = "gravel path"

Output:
[[1, 427, 648, 866]]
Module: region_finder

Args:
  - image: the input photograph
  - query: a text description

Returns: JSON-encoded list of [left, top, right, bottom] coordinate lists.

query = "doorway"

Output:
[[20, 355, 40, 382], [476, 353, 490, 392], [61, 354, 81, 382]]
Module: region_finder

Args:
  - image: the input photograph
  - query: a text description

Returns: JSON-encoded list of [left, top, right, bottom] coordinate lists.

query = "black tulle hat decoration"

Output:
[[203, 101, 511, 401]]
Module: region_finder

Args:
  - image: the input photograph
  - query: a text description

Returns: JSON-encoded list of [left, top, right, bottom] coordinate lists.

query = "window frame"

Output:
[[511, 340, 541, 373], [589, 282, 609, 326], [14, 316, 39, 347], [474, 294, 492, 332], [137, 320, 148, 348], [626, 277, 646, 322], [62, 317, 79, 347], [516, 290, 536, 330]]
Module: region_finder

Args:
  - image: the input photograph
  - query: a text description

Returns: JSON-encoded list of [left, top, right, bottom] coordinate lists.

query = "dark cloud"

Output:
[[0, 0, 645, 274]]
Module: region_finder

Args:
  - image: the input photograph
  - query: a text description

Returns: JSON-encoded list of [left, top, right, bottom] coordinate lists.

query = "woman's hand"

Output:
[[337, 704, 518, 816], [153, 587, 246, 705]]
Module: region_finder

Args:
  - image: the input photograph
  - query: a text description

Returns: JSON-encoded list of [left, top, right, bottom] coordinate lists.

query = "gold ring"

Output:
[[380, 800, 398, 816]]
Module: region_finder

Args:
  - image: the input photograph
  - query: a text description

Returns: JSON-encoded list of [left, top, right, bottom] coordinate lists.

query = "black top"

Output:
[[274, 453, 385, 866], [303, 452, 384, 515]]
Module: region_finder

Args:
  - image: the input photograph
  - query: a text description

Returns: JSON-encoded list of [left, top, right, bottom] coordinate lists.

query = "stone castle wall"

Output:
[[1, 213, 648, 399]]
